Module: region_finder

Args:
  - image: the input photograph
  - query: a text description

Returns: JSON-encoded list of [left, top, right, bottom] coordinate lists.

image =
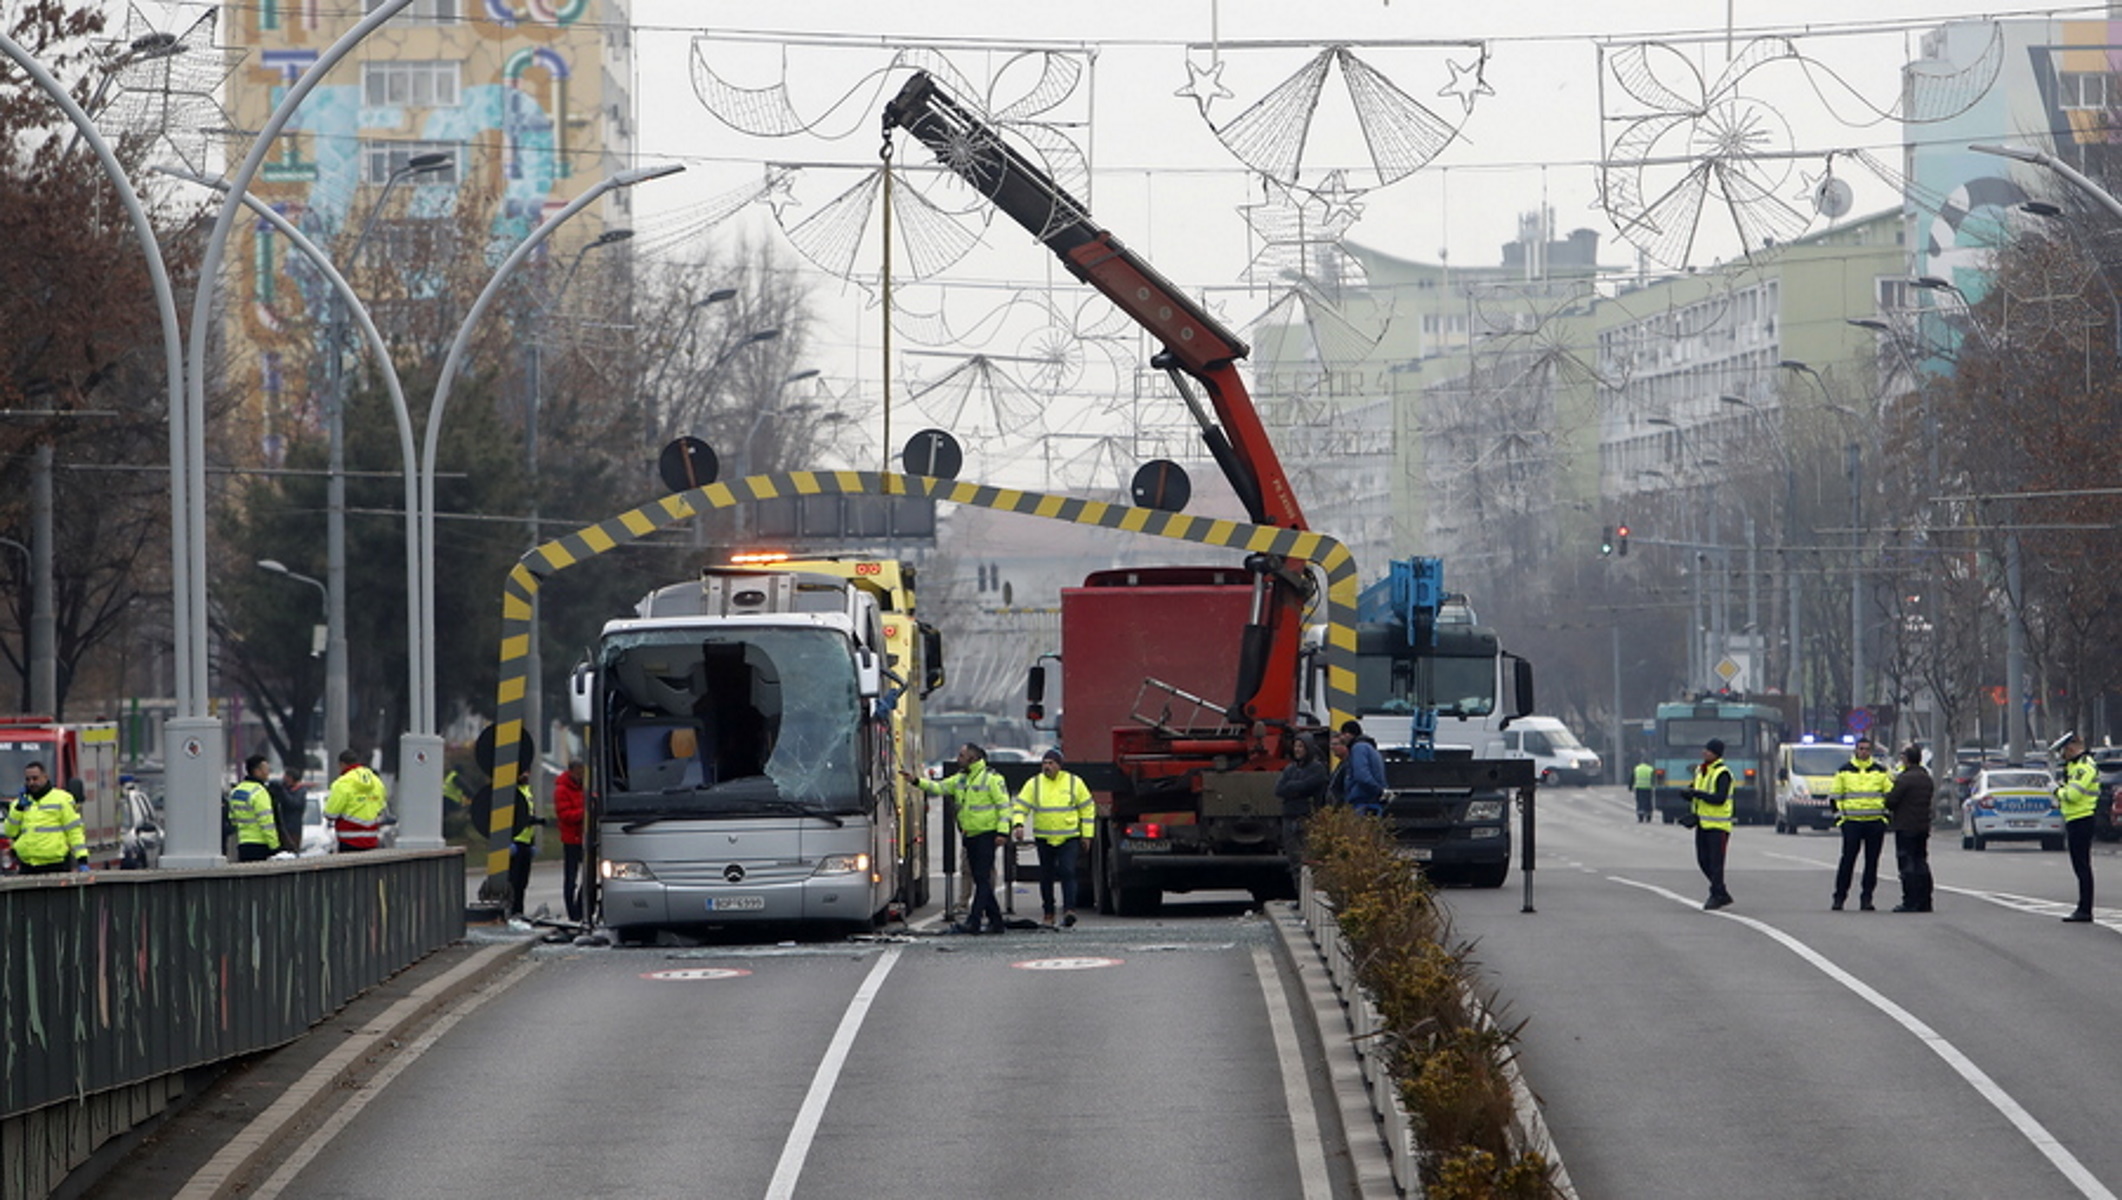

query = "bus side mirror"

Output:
[[569, 662, 595, 725], [1026, 664, 1046, 722]]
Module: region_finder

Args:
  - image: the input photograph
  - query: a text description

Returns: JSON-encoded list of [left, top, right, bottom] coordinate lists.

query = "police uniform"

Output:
[[1829, 744, 1893, 910], [912, 752, 1012, 933], [2053, 732, 2100, 922], [1014, 753, 1095, 925], [228, 772, 280, 863], [5, 785, 87, 874]]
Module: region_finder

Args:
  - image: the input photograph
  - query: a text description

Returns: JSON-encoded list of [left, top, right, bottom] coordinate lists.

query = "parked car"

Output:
[[1961, 767, 2063, 852], [2092, 747, 2122, 843], [118, 781, 162, 869]]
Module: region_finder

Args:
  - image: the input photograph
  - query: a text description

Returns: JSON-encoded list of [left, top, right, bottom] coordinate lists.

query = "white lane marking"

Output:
[[763, 946, 903, 1200], [1012, 956, 1123, 970], [1756, 850, 1835, 868], [244, 959, 537, 1199], [1252, 946, 1332, 1200], [1612, 875, 2117, 1200]]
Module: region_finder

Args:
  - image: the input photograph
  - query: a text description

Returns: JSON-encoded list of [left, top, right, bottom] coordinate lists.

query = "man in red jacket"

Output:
[[553, 759, 587, 922]]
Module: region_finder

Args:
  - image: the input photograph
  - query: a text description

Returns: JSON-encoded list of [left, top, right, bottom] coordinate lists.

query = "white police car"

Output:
[[1960, 767, 2063, 852]]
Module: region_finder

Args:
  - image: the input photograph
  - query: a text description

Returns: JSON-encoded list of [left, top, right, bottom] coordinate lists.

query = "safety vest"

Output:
[[2058, 755, 2100, 821], [442, 769, 471, 810], [1692, 760, 1735, 832], [228, 779, 279, 848], [512, 784, 537, 847], [1014, 770, 1095, 844], [325, 765, 389, 849], [1831, 758, 1893, 823], [917, 763, 1012, 836], [1632, 762, 1656, 789], [4, 787, 85, 866]]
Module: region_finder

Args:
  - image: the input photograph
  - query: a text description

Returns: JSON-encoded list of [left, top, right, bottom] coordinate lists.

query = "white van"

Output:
[[1499, 717, 1602, 786]]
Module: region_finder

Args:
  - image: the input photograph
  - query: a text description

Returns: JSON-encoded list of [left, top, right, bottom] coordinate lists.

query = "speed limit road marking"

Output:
[[1012, 957, 1123, 971], [641, 967, 753, 981]]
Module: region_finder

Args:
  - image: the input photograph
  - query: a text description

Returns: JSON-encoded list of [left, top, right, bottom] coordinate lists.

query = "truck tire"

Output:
[[1468, 860, 1510, 889], [1116, 884, 1162, 917], [1094, 820, 1118, 915]]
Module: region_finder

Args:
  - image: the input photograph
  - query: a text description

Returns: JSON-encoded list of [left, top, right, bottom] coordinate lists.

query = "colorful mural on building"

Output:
[[225, 2, 630, 451]]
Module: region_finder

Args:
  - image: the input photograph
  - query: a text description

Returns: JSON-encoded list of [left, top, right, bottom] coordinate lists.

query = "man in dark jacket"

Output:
[[1883, 744, 1935, 913], [1275, 734, 1331, 879]]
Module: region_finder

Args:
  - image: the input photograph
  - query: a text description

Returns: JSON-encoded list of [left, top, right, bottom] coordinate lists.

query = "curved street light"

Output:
[[416, 162, 684, 850]]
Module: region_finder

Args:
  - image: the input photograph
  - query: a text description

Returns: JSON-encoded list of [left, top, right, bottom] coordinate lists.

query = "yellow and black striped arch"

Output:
[[482, 470, 1359, 883]]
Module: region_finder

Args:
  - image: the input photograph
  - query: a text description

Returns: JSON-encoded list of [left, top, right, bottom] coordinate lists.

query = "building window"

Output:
[[363, 61, 460, 109], [363, 140, 461, 186], [365, 0, 458, 22], [2058, 71, 2111, 111]]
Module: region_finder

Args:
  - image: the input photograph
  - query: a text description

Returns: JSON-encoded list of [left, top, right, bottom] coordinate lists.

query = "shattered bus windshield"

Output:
[[601, 628, 862, 818]]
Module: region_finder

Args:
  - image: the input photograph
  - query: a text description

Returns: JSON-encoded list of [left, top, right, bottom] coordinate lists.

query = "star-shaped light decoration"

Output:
[[95, 4, 243, 176], [1175, 55, 1235, 119], [1310, 168, 1367, 226], [1437, 52, 1494, 115]]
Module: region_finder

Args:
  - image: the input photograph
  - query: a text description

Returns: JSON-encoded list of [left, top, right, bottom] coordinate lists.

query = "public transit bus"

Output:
[[1651, 699, 1784, 825]]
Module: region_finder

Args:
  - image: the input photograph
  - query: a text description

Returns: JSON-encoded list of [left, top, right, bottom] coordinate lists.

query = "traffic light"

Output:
[[1617, 524, 1630, 556], [1600, 526, 1614, 556]]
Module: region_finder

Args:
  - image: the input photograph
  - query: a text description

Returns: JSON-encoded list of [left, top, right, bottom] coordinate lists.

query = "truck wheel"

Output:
[[1094, 822, 1118, 915], [1116, 884, 1162, 917], [1467, 861, 1510, 889]]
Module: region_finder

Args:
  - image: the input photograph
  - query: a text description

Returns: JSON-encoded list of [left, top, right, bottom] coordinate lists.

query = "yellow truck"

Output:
[[736, 554, 944, 910]]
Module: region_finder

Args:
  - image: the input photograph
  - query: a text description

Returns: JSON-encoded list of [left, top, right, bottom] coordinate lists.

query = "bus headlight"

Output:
[[1465, 800, 1505, 822], [813, 853, 871, 876], [601, 859, 656, 882]]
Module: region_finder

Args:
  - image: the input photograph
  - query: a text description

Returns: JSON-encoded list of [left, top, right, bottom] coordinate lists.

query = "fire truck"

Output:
[[885, 73, 1317, 914], [0, 717, 124, 871]]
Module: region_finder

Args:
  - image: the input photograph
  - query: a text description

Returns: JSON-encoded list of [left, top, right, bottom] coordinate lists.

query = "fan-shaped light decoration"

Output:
[[1188, 42, 1486, 190], [1598, 38, 1815, 269], [899, 354, 1051, 444], [775, 163, 990, 286]]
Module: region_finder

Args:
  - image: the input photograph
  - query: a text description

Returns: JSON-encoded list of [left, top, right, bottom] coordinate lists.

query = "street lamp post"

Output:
[[153, 165, 426, 797], [418, 163, 684, 850], [167, 0, 416, 868], [258, 557, 328, 657], [322, 151, 450, 758], [525, 227, 633, 764]]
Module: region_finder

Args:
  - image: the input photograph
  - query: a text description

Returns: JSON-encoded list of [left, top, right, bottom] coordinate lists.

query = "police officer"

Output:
[[2052, 731, 2099, 923], [324, 749, 390, 852], [5, 761, 87, 874], [904, 744, 1012, 934], [1829, 738, 1892, 911], [1632, 758, 1656, 823], [228, 754, 280, 862], [1686, 738, 1735, 910], [1014, 748, 1095, 928]]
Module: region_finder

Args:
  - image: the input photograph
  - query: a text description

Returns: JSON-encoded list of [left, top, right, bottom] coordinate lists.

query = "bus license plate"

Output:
[[1123, 839, 1172, 853], [705, 895, 765, 911]]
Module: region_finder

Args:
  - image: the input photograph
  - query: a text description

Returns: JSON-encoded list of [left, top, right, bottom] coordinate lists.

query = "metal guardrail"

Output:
[[1, 850, 462, 1121]]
